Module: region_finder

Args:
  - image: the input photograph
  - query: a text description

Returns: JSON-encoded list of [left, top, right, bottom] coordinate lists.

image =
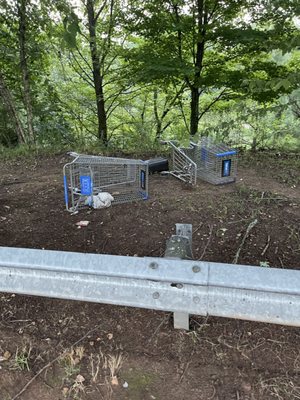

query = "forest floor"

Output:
[[0, 151, 300, 400]]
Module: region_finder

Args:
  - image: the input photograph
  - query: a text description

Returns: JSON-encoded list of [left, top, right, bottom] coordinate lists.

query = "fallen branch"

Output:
[[11, 325, 101, 400], [233, 219, 258, 264]]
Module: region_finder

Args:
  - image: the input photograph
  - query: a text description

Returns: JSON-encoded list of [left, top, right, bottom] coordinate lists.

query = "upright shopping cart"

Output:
[[63, 153, 148, 212]]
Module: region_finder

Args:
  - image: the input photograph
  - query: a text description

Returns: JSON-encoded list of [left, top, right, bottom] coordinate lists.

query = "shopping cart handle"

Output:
[[67, 151, 79, 158]]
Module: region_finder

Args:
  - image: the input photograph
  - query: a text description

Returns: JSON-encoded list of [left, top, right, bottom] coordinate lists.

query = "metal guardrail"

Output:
[[0, 243, 299, 329]]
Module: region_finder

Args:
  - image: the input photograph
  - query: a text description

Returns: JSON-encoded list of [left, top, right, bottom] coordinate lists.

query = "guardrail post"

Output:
[[165, 223, 193, 330]]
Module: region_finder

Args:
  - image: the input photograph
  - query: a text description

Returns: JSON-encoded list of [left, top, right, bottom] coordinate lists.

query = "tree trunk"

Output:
[[189, 0, 207, 136], [0, 71, 26, 144], [86, 0, 108, 146], [251, 136, 258, 152], [18, 0, 35, 144], [190, 86, 200, 136], [153, 89, 162, 139]]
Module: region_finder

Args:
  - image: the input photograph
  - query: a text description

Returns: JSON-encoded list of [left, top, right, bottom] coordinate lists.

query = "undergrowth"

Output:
[[0, 142, 169, 161]]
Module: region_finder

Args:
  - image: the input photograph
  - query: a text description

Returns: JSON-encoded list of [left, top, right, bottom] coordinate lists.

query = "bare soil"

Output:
[[0, 152, 299, 400]]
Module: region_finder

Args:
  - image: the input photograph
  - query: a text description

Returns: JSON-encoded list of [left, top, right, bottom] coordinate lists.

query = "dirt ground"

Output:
[[0, 152, 299, 400]]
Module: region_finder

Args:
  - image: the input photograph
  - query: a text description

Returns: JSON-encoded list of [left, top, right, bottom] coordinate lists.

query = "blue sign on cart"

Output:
[[80, 176, 92, 195], [140, 170, 146, 190], [222, 159, 231, 177]]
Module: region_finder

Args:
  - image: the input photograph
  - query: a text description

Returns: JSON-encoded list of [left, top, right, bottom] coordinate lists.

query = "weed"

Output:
[[9, 344, 32, 371], [215, 204, 228, 220], [294, 353, 300, 372], [60, 347, 85, 379], [240, 151, 300, 186], [89, 350, 125, 385], [188, 330, 199, 344], [89, 354, 102, 383], [107, 352, 125, 381], [259, 376, 300, 400], [190, 316, 210, 335], [287, 227, 300, 243], [260, 261, 270, 268], [69, 374, 86, 399]]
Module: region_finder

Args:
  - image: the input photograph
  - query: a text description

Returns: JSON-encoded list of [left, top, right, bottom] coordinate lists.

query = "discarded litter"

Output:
[[111, 376, 119, 386], [85, 192, 114, 209], [0, 351, 11, 362], [76, 221, 90, 227]]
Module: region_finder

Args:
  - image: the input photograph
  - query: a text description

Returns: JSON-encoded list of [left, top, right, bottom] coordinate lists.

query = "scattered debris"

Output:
[[122, 381, 129, 388], [76, 221, 90, 228], [111, 376, 119, 386], [85, 192, 114, 209], [0, 351, 11, 362], [75, 374, 85, 383]]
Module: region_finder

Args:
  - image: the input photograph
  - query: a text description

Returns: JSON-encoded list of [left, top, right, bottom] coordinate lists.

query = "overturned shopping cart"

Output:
[[163, 139, 237, 186], [63, 153, 148, 212]]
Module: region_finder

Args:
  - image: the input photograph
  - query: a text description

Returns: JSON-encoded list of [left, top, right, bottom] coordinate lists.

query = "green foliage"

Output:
[[200, 97, 300, 151], [62, 12, 81, 48], [0, 0, 299, 151]]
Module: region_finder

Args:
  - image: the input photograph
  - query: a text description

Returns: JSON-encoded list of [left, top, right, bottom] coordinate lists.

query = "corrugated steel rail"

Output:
[[0, 246, 299, 328]]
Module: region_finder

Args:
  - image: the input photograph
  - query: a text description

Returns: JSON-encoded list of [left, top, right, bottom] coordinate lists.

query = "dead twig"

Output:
[[179, 348, 195, 383], [278, 257, 284, 268], [198, 224, 214, 260], [11, 325, 101, 400], [233, 219, 258, 264], [207, 386, 216, 400], [261, 235, 271, 256], [101, 237, 109, 253], [227, 217, 252, 225], [192, 222, 203, 235], [148, 314, 170, 343]]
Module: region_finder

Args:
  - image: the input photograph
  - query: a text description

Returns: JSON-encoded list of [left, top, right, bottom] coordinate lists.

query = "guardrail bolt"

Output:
[[149, 262, 158, 269], [193, 296, 200, 304], [152, 292, 160, 299], [192, 265, 201, 273]]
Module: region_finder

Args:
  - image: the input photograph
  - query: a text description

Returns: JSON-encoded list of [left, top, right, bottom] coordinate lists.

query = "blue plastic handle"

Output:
[[63, 175, 69, 206]]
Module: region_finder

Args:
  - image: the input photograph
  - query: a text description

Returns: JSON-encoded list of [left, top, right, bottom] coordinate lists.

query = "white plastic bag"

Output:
[[85, 192, 114, 209]]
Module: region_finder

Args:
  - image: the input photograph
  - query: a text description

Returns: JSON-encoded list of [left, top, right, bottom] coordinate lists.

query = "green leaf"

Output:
[[63, 31, 77, 48]]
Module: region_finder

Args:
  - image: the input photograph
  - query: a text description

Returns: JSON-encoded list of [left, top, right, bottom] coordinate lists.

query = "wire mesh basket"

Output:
[[193, 138, 238, 185], [164, 138, 237, 186], [63, 153, 148, 212]]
